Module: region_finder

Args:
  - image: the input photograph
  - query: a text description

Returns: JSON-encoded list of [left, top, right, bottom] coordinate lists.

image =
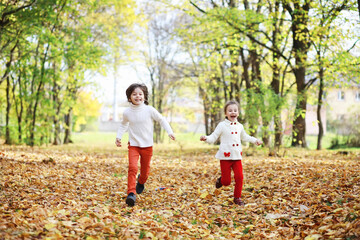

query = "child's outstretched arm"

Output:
[[151, 106, 176, 141], [200, 123, 222, 143], [239, 126, 263, 146]]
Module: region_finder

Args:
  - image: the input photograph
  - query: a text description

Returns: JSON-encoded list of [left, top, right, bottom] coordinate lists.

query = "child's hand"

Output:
[[169, 134, 176, 141], [200, 136, 207, 141], [255, 139, 263, 146], [115, 138, 122, 147]]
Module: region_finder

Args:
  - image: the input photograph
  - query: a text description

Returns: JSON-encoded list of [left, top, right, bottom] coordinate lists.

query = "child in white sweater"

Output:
[[200, 100, 262, 205], [115, 83, 175, 206]]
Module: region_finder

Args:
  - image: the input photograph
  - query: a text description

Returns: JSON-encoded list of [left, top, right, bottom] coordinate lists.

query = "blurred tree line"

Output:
[[142, 0, 359, 151], [1, 0, 359, 150], [0, 0, 140, 146]]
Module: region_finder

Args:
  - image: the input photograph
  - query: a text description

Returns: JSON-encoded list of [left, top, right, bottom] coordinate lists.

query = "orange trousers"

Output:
[[127, 145, 153, 194]]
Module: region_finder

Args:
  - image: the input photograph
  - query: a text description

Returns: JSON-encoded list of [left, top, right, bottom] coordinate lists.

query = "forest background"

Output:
[[0, 1, 360, 239], [0, 0, 359, 151]]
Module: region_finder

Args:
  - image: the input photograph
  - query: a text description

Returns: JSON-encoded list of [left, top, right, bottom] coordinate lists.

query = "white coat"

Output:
[[205, 119, 257, 160]]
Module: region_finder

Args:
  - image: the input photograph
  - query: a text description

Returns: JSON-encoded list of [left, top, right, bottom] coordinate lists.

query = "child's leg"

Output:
[[220, 160, 233, 186], [138, 147, 153, 185], [232, 160, 244, 198], [128, 146, 140, 194]]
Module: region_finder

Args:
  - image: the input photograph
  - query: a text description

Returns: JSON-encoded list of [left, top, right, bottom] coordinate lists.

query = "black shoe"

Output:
[[126, 193, 136, 206], [136, 174, 145, 194], [216, 177, 222, 188]]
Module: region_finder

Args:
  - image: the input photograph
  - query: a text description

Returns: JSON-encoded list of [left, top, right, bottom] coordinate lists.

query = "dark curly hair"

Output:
[[126, 83, 149, 105]]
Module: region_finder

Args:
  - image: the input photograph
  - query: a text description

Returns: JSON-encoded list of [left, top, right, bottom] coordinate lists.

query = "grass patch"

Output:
[[67, 131, 216, 153], [69, 131, 351, 152]]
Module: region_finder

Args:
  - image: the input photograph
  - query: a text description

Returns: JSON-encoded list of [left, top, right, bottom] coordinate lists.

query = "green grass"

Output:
[[281, 133, 339, 150], [68, 131, 351, 151], [64, 131, 214, 153], [4, 131, 356, 153], [303, 133, 337, 150], [72, 131, 118, 145]]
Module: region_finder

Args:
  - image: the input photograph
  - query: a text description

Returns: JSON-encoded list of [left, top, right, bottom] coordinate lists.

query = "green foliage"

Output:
[[0, 0, 141, 145], [175, 0, 357, 149]]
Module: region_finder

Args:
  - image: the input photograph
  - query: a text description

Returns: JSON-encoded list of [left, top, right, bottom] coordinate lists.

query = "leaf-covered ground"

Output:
[[0, 145, 359, 239]]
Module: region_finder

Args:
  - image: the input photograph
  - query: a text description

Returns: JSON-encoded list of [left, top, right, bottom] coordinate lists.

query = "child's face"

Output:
[[129, 87, 144, 105], [225, 104, 239, 122]]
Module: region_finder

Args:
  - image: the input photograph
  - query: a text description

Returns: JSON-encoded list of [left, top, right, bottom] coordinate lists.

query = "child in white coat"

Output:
[[200, 100, 262, 205]]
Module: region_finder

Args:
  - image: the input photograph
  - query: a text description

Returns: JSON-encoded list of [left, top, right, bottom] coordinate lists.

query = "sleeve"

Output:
[[116, 112, 129, 139], [240, 125, 257, 143], [150, 106, 174, 135], [205, 123, 223, 144]]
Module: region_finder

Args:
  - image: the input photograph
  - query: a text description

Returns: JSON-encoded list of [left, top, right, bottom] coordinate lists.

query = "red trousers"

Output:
[[220, 160, 244, 198], [127, 145, 153, 194]]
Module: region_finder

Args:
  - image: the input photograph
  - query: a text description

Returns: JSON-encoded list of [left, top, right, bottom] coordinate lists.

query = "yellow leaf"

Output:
[[44, 223, 56, 230], [86, 236, 100, 240], [200, 192, 209, 199], [304, 234, 322, 240], [245, 225, 255, 229], [62, 221, 75, 228], [333, 208, 343, 213], [145, 232, 154, 238]]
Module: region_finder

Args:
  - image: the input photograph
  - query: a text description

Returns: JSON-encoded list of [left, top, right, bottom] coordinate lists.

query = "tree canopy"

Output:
[[1, 0, 359, 148]]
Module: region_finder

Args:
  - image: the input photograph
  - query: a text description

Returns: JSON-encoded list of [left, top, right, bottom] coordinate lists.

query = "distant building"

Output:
[[98, 102, 127, 132], [305, 85, 360, 135], [326, 87, 360, 121]]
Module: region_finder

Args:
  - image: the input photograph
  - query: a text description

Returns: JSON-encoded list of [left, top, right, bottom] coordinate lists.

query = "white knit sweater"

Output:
[[205, 119, 257, 160], [116, 103, 174, 147]]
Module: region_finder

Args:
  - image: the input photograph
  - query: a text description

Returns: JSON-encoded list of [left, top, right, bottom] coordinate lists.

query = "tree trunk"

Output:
[[63, 108, 73, 144], [287, 2, 310, 148], [199, 81, 222, 137], [29, 46, 49, 146], [52, 62, 61, 145], [12, 74, 23, 143], [271, 1, 283, 148], [292, 88, 307, 147], [3, 41, 17, 144], [5, 76, 12, 144], [229, 48, 240, 101], [316, 67, 324, 150], [272, 61, 283, 148]]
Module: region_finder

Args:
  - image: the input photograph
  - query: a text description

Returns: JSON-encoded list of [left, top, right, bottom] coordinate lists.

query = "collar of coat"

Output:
[[224, 118, 239, 125]]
